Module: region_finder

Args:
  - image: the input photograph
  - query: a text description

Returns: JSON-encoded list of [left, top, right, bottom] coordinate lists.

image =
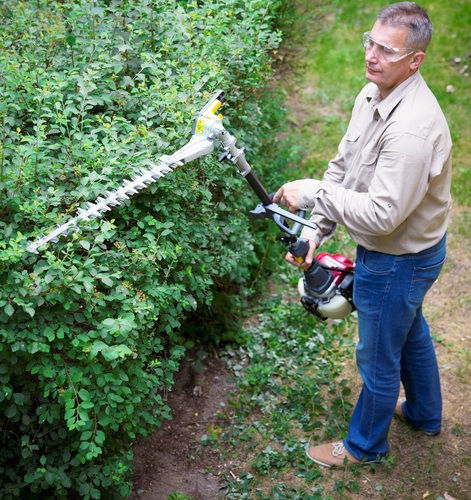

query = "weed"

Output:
[[432, 335, 454, 347], [456, 348, 471, 383], [334, 477, 360, 494], [451, 423, 465, 437], [167, 493, 194, 500], [221, 281, 357, 495]]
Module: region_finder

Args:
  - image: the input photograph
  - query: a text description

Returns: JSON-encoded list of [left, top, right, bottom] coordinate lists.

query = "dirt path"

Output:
[[129, 354, 235, 499]]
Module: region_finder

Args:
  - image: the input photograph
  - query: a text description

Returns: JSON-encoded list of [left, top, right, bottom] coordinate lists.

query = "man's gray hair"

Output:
[[377, 2, 433, 52]]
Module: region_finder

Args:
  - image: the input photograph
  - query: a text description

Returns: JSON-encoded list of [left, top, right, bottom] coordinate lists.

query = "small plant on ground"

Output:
[[221, 270, 357, 496]]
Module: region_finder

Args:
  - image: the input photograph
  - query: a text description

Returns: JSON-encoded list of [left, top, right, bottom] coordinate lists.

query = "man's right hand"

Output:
[[285, 239, 317, 271]]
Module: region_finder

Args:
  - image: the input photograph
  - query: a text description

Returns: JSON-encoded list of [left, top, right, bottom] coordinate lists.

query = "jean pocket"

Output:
[[361, 250, 395, 275], [409, 257, 446, 303]]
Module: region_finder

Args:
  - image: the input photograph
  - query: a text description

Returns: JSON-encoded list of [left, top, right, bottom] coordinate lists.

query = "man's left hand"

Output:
[[272, 180, 306, 213]]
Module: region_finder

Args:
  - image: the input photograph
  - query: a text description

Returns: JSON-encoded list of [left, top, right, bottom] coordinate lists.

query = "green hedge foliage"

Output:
[[0, 0, 283, 497]]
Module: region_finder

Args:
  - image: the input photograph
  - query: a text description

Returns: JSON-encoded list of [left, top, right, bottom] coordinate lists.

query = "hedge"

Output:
[[0, 0, 284, 497]]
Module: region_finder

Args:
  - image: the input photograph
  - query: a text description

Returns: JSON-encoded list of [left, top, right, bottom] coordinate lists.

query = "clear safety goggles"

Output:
[[362, 31, 417, 62]]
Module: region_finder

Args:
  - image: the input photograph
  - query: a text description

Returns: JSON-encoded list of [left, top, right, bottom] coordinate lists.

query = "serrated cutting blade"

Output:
[[25, 157, 176, 254]]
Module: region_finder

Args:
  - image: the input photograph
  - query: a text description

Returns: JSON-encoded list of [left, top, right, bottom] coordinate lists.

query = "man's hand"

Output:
[[272, 180, 306, 213], [274, 180, 318, 269], [285, 239, 317, 271]]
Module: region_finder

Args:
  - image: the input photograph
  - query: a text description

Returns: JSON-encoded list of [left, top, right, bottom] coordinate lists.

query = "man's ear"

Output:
[[410, 51, 426, 70]]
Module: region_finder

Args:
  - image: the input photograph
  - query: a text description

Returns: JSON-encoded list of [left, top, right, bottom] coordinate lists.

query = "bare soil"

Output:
[[129, 354, 236, 499]]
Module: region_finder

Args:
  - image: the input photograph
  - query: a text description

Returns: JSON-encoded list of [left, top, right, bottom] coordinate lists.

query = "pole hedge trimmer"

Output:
[[26, 90, 355, 320]]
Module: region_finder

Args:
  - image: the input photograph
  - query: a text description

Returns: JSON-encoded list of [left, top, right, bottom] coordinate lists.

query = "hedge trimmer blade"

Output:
[[25, 157, 178, 254]]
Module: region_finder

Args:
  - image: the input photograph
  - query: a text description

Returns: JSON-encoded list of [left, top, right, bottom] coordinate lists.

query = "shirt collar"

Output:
[[366, 71, 422, 121]]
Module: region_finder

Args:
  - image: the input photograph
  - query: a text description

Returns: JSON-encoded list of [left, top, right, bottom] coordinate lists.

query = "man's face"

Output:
[[365, 21, 419, 97]]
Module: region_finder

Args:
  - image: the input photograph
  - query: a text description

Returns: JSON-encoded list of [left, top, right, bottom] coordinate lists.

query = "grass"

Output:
[[209, 0, 470, 499]]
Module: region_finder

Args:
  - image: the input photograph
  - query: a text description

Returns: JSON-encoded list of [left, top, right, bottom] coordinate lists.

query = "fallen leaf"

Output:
[[444, 493, 458, 500]]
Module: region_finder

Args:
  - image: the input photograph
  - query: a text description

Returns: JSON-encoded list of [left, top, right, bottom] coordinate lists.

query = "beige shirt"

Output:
[[299, 71, 452, 255]]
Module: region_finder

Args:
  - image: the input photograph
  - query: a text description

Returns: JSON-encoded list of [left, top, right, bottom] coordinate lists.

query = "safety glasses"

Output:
[[362, 31, 417, 62]]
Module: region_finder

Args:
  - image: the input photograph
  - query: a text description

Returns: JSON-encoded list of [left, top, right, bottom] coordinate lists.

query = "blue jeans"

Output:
[[343, 235, 446, 461]]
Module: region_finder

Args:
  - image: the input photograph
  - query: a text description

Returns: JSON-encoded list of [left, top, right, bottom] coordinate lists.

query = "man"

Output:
[[273, 2, 452, 466]]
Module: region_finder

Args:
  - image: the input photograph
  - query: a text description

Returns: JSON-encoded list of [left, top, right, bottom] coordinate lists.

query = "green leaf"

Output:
[[4, 304, 14, 317], [102, 347, 120, 362], [78, 410, 90, 422], [81, 430, 93, 441], [42, 365, 55, 378], [95, 430, 106, 445], [89, 340, 108, 359], [98, 415, 112, 427], [44, 327, 55, 342], [25, 307, 35, 317], [80, 400, 95, 410], [13, 393, 27, 405], [64, 409, 75, 420], [99, 275, 113, 287], [78, 388, 91, 400], [90, 488, 101, 499], [79, 240, 90, 250], [5, 404, 17, 418]]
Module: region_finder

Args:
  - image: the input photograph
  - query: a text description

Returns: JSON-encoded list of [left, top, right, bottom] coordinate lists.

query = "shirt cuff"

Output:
[[298, 179, 322, 210]]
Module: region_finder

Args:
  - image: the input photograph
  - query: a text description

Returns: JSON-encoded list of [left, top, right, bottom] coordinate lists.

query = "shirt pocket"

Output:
[[344, 127, 361, 166], [361, 142, 378, 166], [356, 142, 378, 191]]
